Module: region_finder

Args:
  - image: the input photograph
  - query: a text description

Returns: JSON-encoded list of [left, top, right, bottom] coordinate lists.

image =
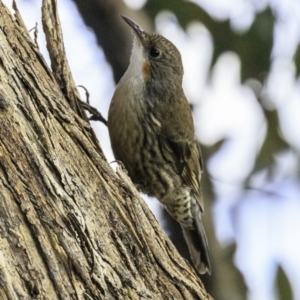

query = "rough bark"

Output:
[[0, 1, 212, 299]]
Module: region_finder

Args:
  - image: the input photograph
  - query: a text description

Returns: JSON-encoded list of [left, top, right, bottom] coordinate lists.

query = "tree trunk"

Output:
[[0, 1, 212, 299]]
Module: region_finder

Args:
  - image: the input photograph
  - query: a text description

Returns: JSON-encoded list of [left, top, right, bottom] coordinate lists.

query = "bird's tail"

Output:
[[181, 208, 211, 275]]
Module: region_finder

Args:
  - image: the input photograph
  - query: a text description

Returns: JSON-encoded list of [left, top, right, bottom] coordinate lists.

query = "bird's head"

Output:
[[121, 15, 184, 92]]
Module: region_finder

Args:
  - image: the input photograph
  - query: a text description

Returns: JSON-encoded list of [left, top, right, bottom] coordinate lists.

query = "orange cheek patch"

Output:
[[142, 61, 150, 82]]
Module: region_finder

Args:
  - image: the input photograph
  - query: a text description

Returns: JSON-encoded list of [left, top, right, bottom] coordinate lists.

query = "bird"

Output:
[[107, 15, 211, 275]]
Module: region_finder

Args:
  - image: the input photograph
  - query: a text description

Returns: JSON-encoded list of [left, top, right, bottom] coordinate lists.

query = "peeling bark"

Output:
[[0, 0, 213, 299]]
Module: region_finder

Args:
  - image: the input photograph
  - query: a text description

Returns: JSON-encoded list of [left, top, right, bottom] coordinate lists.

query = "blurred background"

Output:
[[4, 0, 300, 299]]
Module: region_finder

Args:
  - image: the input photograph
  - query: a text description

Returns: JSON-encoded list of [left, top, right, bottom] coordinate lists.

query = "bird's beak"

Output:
[[121, 15, 146, 46]]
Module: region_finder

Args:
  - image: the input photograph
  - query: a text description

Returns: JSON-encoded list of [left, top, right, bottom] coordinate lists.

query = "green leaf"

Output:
[[276, 266, 293, 300], [253, 109, 289, 173]]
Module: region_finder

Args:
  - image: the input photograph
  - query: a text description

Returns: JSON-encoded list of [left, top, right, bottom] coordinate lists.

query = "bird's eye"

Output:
[[150, 47, 161, 58]]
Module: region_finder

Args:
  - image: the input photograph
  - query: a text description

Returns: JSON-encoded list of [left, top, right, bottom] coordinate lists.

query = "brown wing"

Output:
[[159, 137, 191, 173], [156, 92, 204, 210], [159, 136, 204, 210]]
